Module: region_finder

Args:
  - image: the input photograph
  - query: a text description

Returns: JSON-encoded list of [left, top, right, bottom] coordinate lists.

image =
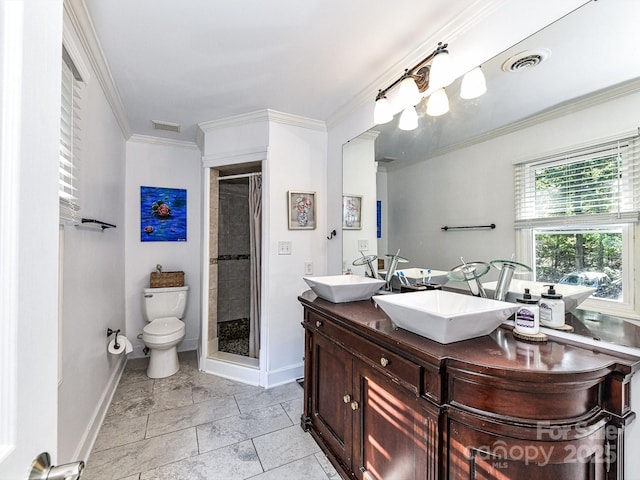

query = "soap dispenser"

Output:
[[539, 284, 565, 328], [515, 288, 539, 335]]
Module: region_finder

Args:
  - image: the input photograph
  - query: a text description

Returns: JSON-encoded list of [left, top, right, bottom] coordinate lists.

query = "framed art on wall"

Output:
[[343, 194, 362, 230], [288, 190, 317, 230], [140, 186, 187, 241]]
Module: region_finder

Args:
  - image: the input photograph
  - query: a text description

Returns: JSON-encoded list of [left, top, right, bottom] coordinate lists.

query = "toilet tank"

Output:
[[143, 285, 189, 321]]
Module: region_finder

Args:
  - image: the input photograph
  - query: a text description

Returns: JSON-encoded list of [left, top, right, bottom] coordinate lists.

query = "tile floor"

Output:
[[83, 351, 340, 480]]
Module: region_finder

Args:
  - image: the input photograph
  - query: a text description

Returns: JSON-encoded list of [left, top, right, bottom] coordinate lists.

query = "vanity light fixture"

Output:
[[373, 41, 487, 129]]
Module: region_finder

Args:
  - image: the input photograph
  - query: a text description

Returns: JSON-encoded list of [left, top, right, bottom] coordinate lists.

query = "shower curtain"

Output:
[[248, 175, 262, 358]]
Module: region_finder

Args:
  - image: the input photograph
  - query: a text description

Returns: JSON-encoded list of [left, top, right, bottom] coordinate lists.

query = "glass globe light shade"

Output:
[[460, 66, 487, 99], [397, 75, 422, 109], [374, 95, 394, 124], [429, 50, 454, 89], [426, 88, 449, 116], [398, 106, 418, 131]]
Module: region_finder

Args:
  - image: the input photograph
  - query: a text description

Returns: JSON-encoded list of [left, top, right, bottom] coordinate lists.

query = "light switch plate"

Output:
[[358, 239, 369, 251], [278, 241, 292, 255], [304, 261, 313, 275]]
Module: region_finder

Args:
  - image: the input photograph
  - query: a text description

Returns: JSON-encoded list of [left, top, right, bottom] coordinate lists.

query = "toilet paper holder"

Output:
[[107, 328, 121, 350]]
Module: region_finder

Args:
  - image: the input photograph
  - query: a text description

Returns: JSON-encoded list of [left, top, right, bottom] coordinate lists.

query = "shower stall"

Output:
[[207, 166, 262, 364]]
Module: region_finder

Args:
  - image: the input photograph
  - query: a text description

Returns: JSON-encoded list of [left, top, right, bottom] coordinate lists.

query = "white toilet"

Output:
[[142, 285, 188, 378]]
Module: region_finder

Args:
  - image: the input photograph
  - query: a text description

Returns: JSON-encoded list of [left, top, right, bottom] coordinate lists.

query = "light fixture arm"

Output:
[[377, 42, 448, 98]]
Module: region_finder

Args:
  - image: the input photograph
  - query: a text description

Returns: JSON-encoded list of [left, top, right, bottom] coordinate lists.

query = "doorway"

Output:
[[207, 163, 262, 367]]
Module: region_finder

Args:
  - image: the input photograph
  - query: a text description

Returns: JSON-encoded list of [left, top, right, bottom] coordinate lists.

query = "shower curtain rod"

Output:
[[217, 172, 262, 181]]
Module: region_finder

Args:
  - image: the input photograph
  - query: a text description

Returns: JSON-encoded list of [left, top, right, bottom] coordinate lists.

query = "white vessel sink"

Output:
[[373, 290, 519, 344], [396, 268, 449, 285], [483, 279, 595, 312], [303, 275, 385, 303]]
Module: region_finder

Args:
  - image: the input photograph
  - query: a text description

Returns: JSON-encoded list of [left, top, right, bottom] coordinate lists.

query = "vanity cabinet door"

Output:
[[352, 359, 440, 480], [447, 417, 610, 480], [309, 332, 354, 466]]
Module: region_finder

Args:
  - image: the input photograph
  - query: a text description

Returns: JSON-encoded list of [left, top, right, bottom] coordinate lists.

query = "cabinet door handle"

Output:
[[380, 356, 389, 367], [315, 320, 322, 327], [343, 394, 351, 403], [351, 401, 359, 411]]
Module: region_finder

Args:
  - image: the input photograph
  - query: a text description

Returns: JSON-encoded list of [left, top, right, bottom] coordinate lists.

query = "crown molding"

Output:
[[65, 0, 132, 139], [128, 134, 199, 150], [202, 147, 269, 168], [198, 109, 326, 134]]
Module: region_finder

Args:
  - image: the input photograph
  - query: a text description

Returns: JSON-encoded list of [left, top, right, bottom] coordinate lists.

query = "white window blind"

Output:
[[514, 133, 640, 228], [60, 47, 83, 223]]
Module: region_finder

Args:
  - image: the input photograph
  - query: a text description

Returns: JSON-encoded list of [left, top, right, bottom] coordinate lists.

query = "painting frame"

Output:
[[140, 185, 187, 242], [288, 190, 317, 230], [343, 194, 362, 230]]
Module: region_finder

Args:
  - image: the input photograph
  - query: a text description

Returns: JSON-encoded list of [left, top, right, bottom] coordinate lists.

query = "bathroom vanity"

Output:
[[298, 290, 639, 480]]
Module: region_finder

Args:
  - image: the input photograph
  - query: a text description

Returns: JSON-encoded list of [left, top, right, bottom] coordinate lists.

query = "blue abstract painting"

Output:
[[140, 186, 187, 242]]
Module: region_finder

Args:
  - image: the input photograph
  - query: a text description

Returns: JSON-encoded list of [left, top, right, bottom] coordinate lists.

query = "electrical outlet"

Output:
[[278, 241, 292, 255], [304, 261, 313, 275], [358, 239, 369, 251]]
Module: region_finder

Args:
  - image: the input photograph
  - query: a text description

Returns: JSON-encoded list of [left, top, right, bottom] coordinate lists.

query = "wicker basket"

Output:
[[149, 271, 185, 288]]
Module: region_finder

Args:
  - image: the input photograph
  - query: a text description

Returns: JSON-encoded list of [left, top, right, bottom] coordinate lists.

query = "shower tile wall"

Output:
[[218, 182, 250, 323]]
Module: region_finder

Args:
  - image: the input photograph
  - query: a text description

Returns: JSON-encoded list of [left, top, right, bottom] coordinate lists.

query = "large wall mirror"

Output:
[[342, 0, 640, 347]]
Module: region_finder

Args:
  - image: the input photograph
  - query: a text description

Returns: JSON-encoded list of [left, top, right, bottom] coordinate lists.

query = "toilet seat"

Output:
[[143, 317, 185, 344]]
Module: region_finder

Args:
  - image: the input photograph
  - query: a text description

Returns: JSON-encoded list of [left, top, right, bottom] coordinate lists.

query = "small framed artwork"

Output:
[[343, 194, 362, 230], [288, 191, 317, 230], [140, 186, 187, 242]]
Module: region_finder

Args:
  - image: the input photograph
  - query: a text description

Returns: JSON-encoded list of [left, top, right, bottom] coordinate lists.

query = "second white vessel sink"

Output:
[[483, 279, 595, 312], [373, 290, 519, 344], [303, 275, 385, 303]]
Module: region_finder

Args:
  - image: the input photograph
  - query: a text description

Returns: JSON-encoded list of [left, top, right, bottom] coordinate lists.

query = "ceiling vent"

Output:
[[376, 157, 398, 164], [501, 48, 551, 73], [152, 120, 181, 133]]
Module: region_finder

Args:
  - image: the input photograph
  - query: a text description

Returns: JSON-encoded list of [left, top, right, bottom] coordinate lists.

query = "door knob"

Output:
[[380, 357, 389, 367], [343, 394, 351, 403], [315, 320, 322, 327], [30, 452, 84, 480], [351, 401, 359, 411]]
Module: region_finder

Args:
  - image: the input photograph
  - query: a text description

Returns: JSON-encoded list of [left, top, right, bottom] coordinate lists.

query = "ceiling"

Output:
[[81, 0, 603, 144]]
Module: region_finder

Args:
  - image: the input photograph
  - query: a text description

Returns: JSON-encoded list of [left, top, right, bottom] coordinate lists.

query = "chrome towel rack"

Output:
[[441, 223, 495, 231], [80, 218, 116, 230]]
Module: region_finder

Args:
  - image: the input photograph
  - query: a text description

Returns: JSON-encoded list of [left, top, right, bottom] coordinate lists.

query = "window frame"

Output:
[[516, 224, 636, 318], [514, 132, 640, 319]]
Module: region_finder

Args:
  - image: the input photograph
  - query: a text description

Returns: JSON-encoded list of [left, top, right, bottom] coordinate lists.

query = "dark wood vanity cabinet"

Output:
[[304, 310, 438, 479], [299, 291, 638, 480]]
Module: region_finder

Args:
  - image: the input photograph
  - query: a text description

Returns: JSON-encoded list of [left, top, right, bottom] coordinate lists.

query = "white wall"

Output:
[[57, 7, 128, 463], [199, 110, 327, 387], [124, 138, 203, 356], [265, 118, 327, 384]]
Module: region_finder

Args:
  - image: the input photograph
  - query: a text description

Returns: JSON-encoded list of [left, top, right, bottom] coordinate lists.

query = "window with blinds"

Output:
[[60, 47, 83, 223], [514, 134, 640, 228]]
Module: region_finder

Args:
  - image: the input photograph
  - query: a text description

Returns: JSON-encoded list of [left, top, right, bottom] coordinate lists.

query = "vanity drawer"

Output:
[[355, 340, 422, 395], [305, 310, 421, 395]]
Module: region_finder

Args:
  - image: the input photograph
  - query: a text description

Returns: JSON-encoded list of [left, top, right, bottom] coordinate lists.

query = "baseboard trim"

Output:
[[71, 354, 126, 463], [265, 362, 304, 388]]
